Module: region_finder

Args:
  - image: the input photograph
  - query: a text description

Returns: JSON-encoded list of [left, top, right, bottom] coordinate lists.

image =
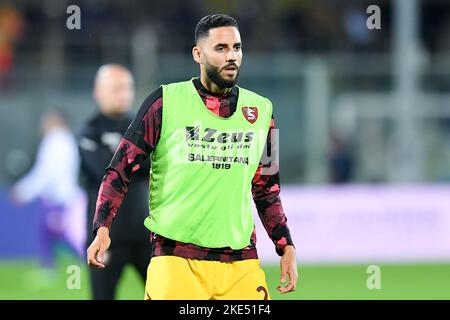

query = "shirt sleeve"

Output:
[[92, 87, 163, 234], [252, 114, 295, 256]]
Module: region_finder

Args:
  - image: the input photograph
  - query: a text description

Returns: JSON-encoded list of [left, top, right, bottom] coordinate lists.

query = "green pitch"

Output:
[[0, 259, 448, 299]]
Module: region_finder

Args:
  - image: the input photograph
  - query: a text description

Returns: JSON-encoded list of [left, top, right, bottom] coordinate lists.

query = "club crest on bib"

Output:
[[242, 106, 258, 124]]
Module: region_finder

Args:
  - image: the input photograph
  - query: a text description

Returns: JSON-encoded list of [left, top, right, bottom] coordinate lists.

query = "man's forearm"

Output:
[[92, 169, 126, 233], [253, 192, 295, 256], [252, 165, 295, 256]]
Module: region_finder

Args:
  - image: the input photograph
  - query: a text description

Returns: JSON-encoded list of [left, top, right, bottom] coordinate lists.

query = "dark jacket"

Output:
[[78, 112, 150, 245]]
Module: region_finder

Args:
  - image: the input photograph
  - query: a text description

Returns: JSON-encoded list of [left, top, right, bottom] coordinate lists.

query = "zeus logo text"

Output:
[[186, 127, 253, 143]]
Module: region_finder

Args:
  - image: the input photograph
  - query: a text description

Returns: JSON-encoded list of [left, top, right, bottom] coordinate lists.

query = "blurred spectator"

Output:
[[11, 110, 85, 284], [328, 131, 354, 184], [78, 64, 150, 300]]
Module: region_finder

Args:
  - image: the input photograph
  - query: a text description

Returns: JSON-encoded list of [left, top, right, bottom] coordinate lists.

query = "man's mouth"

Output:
[[224, 65, 238, 71]]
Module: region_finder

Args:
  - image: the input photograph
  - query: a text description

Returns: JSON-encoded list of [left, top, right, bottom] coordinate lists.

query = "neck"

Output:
[[200, 73, 232, 96]]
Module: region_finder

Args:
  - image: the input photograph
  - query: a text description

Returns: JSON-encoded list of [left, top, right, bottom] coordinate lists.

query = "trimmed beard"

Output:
[[205, 60, 239, 89]]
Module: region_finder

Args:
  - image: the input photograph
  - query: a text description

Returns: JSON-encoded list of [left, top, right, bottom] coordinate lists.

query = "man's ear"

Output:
[[192, 46, 202, 64]]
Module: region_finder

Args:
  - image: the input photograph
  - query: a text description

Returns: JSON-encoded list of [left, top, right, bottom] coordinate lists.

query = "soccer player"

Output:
[[12, 110, 84, 284], [79, 64, 151, 299], [87, 14, 298, 300]]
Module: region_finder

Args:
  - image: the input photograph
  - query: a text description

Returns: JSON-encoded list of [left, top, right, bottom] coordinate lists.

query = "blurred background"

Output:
[[1, 0, 450, 299]]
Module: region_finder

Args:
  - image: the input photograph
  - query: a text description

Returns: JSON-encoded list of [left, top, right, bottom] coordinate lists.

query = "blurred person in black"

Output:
[[78, 64, 150, 300]]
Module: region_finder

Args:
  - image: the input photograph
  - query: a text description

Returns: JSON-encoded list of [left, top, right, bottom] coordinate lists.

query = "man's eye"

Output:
[[234, 46, 241, 51], [216, 47, 224, 51]]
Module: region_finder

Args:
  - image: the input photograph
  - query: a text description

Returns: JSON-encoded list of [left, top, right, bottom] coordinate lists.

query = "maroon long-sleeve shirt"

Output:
[[93, 78, 294, 262]]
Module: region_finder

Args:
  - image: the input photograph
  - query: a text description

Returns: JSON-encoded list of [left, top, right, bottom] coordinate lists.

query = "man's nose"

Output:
[[226, 49, 237, 62]]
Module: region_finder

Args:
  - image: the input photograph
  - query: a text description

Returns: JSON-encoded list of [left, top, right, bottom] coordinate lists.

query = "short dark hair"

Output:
[[195, 14, 239, 44]]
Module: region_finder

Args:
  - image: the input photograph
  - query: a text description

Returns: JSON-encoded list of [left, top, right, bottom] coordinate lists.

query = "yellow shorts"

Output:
[[144, 256, 271, 300]]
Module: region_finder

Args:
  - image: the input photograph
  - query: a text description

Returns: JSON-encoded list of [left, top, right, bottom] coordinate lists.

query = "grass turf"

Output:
[[0, 259, 448, 300]]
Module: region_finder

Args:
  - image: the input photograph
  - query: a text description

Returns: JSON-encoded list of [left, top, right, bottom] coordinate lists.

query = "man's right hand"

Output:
[[87, 226, 111, 268]]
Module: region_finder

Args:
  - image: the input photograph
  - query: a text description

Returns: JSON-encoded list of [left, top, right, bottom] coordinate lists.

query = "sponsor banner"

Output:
[[253, 185, 450, 264]]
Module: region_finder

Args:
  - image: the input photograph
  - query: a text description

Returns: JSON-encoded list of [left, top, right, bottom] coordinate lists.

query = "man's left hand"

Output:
[[277, 245, 298, 294]]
